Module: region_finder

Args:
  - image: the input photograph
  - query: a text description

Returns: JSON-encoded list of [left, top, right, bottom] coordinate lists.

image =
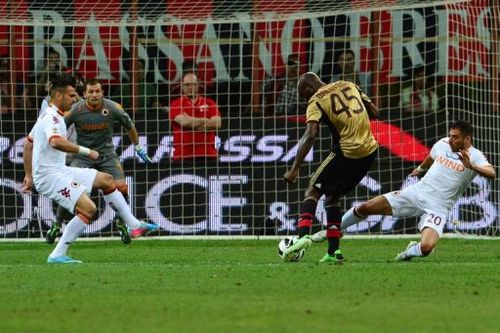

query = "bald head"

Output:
[[297, 72, 325, 101]]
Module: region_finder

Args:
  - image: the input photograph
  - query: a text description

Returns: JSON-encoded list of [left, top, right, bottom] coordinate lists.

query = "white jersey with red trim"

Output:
[[415, 137, 491, 210], [31, 105, 67, 177]]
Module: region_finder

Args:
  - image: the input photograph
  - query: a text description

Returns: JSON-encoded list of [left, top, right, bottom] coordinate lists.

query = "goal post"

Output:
[[0, 0, 498, 238]]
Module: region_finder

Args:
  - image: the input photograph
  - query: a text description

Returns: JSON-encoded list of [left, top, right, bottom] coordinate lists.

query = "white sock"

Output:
[[103, 190, 142, 229], [340, 207, 365, 230], [49, 216, 87, 258], [406, 242, 423, 258]]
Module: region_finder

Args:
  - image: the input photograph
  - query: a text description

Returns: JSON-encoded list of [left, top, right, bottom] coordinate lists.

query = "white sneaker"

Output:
[[395, 241, 418, 261], [282, 237, 312, 258], [310, 230, 326, 243]]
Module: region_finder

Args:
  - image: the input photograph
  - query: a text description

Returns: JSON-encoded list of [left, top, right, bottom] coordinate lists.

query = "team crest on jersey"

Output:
[[52, 116, 60, 124], [102, 108, 109, 116], [57, 187, 71, 199], [71, 182, 80, 188]]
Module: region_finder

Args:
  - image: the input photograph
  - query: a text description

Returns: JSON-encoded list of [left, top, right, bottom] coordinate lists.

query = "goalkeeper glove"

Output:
[[135, 144, 153, 164]]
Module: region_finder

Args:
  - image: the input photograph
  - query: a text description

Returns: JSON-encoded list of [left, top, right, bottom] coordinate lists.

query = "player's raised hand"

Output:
[[458, 149, 472, 169], [135, 144, 153, 164], [283, 169, 298, 184]]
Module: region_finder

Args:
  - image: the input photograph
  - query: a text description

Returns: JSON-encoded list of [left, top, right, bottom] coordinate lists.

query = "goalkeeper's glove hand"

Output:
[[135, 144, 153, 164]]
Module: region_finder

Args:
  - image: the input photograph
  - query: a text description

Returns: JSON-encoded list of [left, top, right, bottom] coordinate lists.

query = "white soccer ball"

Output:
[[278, 236, 305, 262]]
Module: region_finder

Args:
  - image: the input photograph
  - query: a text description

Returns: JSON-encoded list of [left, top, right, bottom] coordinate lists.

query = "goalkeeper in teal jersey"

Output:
[[46, 77, 153, 244]]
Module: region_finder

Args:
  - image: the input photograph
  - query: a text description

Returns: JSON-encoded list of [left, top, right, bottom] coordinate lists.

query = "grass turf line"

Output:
[[0, 239, 498, 333]]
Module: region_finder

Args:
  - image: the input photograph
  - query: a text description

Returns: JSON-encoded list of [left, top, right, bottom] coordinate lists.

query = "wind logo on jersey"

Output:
[[102, 109, 109, 116], [57, 187, 71, 199], [446, 152, 460, 160], [435, 155, 465, 172]]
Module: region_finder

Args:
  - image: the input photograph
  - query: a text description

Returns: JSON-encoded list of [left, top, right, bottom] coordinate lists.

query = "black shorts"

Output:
[[309, 148, 377, 196]]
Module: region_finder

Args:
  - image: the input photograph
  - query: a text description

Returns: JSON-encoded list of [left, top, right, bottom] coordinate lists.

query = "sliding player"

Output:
[[341, 120, 496, 261]]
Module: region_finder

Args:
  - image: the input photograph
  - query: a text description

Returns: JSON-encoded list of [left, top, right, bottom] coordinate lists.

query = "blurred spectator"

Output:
[[17, 75, 38, 114], [262, 54, 302, 116], [36, 49, 70, 97], [112, 59, 163, 115], [0, 57, 12, 114], [169, 61, 206, 101], [400, 66, 438, 113], [169, 72, 221, 160], [331, 49, 371, 94]]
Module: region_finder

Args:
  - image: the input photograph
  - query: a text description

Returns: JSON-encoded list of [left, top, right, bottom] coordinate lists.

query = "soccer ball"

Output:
[[278, 236, 305, 262]]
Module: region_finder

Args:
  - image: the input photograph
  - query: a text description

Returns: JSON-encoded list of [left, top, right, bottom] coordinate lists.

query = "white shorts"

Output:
[[383, 185, 448, 237], [34, 167, 98, 214]]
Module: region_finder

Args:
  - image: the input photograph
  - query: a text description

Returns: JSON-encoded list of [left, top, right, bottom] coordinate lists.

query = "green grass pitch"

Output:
[[0, 238, 498, 333]]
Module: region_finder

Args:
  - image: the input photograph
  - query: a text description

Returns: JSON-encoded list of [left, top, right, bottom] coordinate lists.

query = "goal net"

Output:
[[0, 0, 498, 238]]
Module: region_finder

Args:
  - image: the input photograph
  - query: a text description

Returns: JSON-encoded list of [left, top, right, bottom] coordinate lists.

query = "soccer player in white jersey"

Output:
[[341, 120, 496, 261], [21, 73, 158, 264]]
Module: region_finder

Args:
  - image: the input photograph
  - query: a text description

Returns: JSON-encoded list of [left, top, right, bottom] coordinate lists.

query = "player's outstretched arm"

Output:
[[283, 121, 319, 183], [411, 154, 434, 177], [49, 137, 99, 160], [458, 149, 496, 179]]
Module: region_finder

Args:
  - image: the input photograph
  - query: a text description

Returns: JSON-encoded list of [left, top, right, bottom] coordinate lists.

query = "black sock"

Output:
[[298, 199, 317, 237], [325, 203, 342, 255]]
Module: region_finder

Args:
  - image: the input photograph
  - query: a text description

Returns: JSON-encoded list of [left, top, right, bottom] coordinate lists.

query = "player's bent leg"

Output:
[[283, 188, 322, 258], [297, 187, 321, 238], [94, 171, 159, 238], [419, 227, 439, 256], [342, 195, 393, 230], [48, 194, 95, 264], [395, 228, 439, 261], [359, 195, 393, 216]]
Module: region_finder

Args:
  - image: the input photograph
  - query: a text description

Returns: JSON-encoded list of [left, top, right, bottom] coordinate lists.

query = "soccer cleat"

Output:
[[282, 236, 312, 258], [47, 255, 83, 264], [129, 222, 160, 239], [310, 229, 326, 243], [45, 223, 61, 244], [395, 241, 418, 261], [115, 219, 131, 244], [319, 250, 344, 264]]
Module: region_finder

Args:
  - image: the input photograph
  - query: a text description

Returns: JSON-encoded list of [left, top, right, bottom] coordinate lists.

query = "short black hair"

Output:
[[49, 73, 76, 96], [450, 120, 473, 137]]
